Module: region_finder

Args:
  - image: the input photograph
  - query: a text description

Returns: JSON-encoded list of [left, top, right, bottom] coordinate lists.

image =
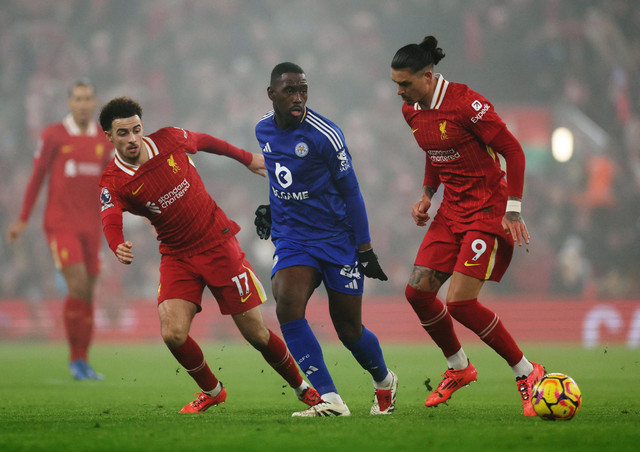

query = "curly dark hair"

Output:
[[99, 97, 143, 132]]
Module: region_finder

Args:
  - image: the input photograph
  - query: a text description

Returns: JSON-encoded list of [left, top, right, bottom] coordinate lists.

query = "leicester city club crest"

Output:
[[294, 142, 309, 158]]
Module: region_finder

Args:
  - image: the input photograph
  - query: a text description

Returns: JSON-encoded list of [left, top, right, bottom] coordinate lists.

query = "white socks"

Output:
[[446, 349, 469, 370], [373, 370, 394, 389], [512, 356, 534, 378], [293, 381, 310, 398], [321, 392, 344, 405], [204, 381, 223, 397]]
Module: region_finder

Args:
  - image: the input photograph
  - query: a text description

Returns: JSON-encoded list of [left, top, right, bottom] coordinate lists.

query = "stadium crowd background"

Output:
[[1, 0, 639, 312]]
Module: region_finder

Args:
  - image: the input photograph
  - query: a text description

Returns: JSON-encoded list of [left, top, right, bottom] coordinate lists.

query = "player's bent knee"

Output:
[[405, 284, 437, 308], [334, 322, 362, 346], [160, 327, 189, 349], [445, 299, 477, 322], [242, 328, 271, 351]]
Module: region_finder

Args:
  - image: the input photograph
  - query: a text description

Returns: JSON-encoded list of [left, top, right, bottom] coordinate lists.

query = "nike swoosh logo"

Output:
[[132, 183, 144, 195], [412, 128, 419, 133], [241, 293, 251, 303], [464, 261, 481, 267]]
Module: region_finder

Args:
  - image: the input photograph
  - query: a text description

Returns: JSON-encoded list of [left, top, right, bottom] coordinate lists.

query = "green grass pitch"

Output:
[[1, 342, 638, 451]]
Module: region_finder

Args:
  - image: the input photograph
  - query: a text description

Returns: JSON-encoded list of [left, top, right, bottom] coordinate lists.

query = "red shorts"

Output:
[[414, 213, 513, 282], [158, 237, 267, 315], [47, 230, 101, 275]]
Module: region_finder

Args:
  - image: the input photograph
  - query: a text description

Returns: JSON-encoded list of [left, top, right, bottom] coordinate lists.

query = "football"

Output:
[[531, 373, 582, 420]]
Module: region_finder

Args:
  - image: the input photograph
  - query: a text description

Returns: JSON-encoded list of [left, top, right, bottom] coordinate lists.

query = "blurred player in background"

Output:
[[7, 78, 112, 381], [390, 36, 544, 416], [98, 96, 320, 414], [253, 62, 397, 417]]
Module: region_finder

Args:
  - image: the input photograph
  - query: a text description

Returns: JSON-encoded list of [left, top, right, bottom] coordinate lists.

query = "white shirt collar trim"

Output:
[[113, 138, 156, 176], [429, 74, 449, 110], [62, 113, 98, 136]]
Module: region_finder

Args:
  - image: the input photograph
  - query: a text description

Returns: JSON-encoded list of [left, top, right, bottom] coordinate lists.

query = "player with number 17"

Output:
[[98, 96, 321, 414]]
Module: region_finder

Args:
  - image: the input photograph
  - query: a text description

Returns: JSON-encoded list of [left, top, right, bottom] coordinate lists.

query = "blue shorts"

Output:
[[271, 235, 364, 295]]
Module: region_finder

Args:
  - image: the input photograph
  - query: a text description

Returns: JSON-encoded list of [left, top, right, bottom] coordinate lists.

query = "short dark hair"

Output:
[[68, 77, 96, 97], [391, 36, 445, 73], [99, 97, 143, 132], [270, 62, 304, 85]]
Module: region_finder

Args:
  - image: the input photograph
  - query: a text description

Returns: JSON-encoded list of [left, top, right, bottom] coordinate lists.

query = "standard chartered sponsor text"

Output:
[[159, 178, 190, 208], [427, 148, 461, 162]]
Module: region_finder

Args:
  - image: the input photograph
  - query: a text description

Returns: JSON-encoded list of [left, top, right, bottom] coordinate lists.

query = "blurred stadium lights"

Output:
[[553, 105, 610, 162], [551, 127, 574, 162]]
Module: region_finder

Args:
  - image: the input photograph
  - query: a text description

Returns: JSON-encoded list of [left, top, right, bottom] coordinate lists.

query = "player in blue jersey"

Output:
[[254, 62, 397, 417]]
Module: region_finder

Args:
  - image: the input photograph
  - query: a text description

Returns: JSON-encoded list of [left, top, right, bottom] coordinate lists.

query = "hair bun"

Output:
[[419, 35, 445, 65]]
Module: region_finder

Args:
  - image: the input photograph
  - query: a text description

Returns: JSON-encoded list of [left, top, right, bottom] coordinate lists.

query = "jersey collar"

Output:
[[62, 113, 98, 136], [113, 137, 158, 175], [429, 74, 449, 110]]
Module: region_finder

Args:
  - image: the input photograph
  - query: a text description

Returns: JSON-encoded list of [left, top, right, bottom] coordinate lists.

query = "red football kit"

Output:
[[402, 75, 526, 281], [99, 127, 265, 314], [18, 114, 112, 274]]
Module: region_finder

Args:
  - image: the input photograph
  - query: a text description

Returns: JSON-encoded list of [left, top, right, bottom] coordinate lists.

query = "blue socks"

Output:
[[280, 318, 337, 395], [345, 325, 389, 382]]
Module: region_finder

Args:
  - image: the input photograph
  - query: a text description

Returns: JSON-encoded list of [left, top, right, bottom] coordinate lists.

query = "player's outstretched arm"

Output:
[[115, 241, 134, 265], [193, 132, 265, 177], [247, 153, 266, 178]]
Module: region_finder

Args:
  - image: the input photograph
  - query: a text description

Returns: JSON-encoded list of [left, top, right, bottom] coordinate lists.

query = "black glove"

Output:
[[254, 204, 271, 240], [358, 249, 388, 281]]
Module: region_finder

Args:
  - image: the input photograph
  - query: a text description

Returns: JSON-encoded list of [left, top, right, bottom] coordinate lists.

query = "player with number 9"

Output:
[[390, 36, 544, 416]]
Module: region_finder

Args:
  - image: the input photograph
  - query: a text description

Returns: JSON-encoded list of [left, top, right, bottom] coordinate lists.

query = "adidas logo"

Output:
[[344, 280, 358, 290], [263, 142, 272, 153], [305, 366, 319, 377]]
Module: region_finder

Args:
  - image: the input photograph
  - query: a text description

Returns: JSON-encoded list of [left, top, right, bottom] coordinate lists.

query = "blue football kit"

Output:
[[255, 106, 389, 396], [255, 107, 371, 295]]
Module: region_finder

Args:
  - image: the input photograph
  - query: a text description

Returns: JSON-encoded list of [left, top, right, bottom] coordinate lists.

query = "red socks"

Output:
[[170, 331, 302, 392], [169, 336, 219, 392], [260, 330, 303, 388], [405, 286, 461, 357], [447, 298, 524, 366], [63, 296, 93, 362]]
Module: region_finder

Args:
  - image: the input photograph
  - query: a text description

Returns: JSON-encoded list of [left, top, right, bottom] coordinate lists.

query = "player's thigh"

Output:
[[80, 231, 102, 277], [446, 271, 485, 303], [271, 240, 322, 320], [272, 266, 320, 322], [157, 298, 198, 347], [201, 238, 267, 315], [453, 230, 513, 283], [413, 216, 459, 280], [272, 265, 320, 303], [47, 231, 84, 270], [158, 255, 206, 313], [231, 306, 270, 347], [271, 240, 322, 301]]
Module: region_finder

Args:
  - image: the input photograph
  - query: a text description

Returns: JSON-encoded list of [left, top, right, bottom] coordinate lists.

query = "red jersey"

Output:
[[402, 75, 516, 227], [19, 114, 113, 234], [99, 127, 240, 257]]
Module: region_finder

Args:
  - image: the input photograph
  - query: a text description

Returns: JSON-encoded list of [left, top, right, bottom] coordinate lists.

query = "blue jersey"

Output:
[[255, 107, 358, 243]]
